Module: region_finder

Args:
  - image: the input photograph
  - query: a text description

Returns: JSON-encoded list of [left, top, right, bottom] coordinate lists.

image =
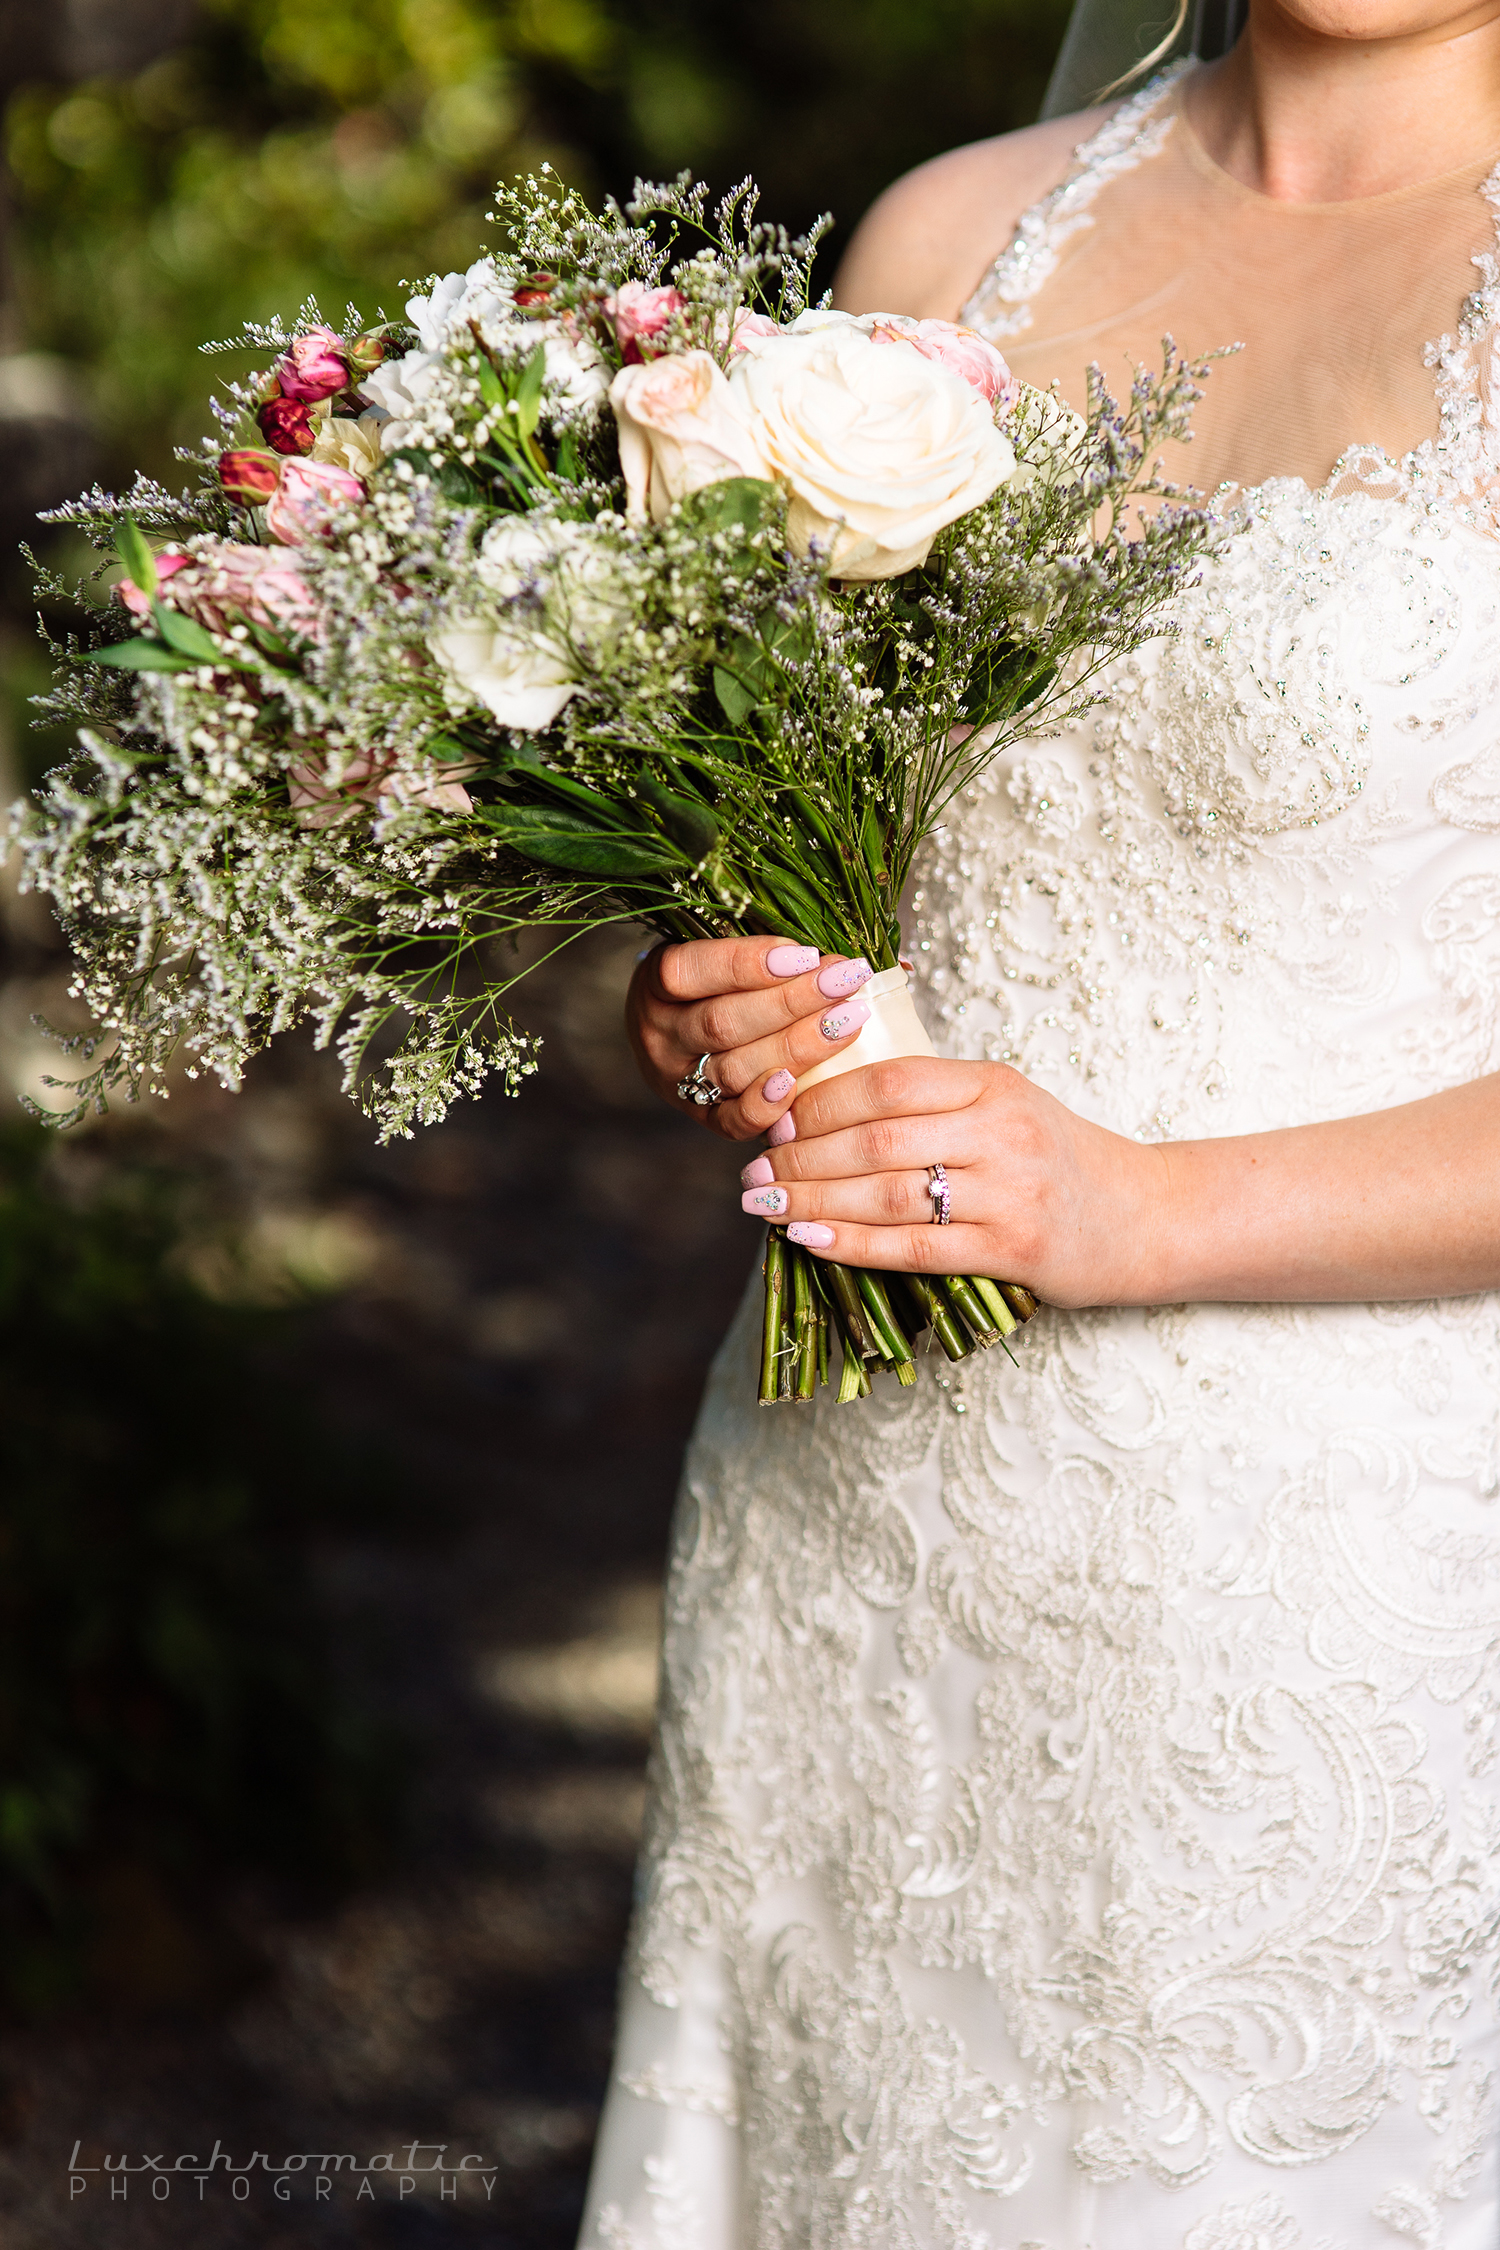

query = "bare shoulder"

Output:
[[831, 108, 1112, 323]]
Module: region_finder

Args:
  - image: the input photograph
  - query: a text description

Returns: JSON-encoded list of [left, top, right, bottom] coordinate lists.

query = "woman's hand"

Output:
[[735, 1056, 1171, 1307], [626, 936, 878, 1144]]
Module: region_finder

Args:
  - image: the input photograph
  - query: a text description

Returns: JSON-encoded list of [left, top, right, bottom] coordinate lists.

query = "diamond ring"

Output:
[[676, 1052, 724, 1108], [927, 1163, 952, 1225]]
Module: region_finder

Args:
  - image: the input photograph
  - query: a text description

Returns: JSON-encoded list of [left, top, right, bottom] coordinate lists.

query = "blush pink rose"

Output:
[[264, 457, 365, 546], [116, 552, 191, 618], [871, 317, 1018, 408], [156, 542, 320, 638], [610, 352, 770, 521], [286, 746, 477, 828], [609, 282, 687, 365], [275, 325, 351, 403]]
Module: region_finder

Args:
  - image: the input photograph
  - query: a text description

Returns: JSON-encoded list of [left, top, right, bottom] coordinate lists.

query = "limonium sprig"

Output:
[[7, 166, 1224, 1405]]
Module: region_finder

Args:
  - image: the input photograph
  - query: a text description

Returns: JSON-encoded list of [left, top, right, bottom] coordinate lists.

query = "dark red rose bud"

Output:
[[258, 396, 316, 456], [218, 449, 282, 503], [513, 271, 557, 309], [346, 332, 387, 375]]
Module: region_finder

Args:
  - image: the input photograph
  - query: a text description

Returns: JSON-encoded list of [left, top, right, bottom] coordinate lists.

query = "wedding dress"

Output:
[[579, 68, 1500, 2250]]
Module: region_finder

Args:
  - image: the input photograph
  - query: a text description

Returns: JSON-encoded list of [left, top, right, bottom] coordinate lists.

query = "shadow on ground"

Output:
[[0, 927, 750, 2247]]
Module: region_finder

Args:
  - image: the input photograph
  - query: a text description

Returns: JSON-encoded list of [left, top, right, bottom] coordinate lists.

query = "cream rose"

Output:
[[728, 317, 1017, 580], [311, 413, 387, 479], [610, 352, 771, 522]]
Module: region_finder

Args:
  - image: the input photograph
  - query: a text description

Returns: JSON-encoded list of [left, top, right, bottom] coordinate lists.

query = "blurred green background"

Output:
[[0, 3, 1066, 2242]]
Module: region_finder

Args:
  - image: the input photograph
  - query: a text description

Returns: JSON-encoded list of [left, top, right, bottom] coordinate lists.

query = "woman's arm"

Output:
[[830, 115, 1091, 321], [736, 1057, 1500, 1308]]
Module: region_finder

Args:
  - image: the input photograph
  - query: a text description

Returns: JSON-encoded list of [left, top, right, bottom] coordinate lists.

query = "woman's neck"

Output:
[[1187, 0, 1500, 199]]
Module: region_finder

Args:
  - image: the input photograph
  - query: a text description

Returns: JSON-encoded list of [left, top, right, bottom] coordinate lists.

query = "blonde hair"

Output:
[[1096, 0, 1192, 101]]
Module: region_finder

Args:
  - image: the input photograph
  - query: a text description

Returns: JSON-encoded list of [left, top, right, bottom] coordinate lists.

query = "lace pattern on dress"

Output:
[[958, 65, 1192, 343], [579, 73, 1500, 2250]]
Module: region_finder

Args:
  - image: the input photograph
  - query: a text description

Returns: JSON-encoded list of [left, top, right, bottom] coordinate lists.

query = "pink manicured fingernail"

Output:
[[816, 955, 870, 999], [740, 1154, 775, 1188], [762, 1068, 794, 1103], [787, 1222, 834, 1248], [742, 1185, 788, 1217], [768, 1112, 796, 1145], [767, 945, 819, 977], [820, 997, 869, 1041]]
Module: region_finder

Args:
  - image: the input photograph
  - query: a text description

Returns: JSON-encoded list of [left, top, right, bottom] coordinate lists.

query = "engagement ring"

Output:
[[677, 1053, 724, 1109], [927, 1163, 951, 1225]]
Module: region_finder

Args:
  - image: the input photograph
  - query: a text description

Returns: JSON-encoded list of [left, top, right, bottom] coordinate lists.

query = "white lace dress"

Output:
[[579, 83, 1500, 2250]]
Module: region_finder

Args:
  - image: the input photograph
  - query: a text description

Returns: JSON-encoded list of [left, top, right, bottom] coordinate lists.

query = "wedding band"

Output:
[[676, 1052, 723, 1108], [927, 1163, 951, 1225]]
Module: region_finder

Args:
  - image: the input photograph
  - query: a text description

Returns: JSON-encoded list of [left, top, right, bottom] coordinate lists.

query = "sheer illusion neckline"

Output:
[[961, 65, 1500, 518], [1172, 84, 1500, 215]]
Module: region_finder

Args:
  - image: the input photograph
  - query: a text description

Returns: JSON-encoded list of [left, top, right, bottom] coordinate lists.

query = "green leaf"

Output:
[[476, 356, 506, 408], [635, 774, 720, 861], [761, 861, 834, 935], [75, 640, 203, 673], [513, 343, 547, 440], [151, 600, 223, 662], [483, 805, 674, 881], [113, 517, 156, 597], [713, 665, 759, 726]]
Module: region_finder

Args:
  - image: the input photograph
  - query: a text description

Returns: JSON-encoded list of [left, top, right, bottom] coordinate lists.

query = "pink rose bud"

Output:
[[264, 457, 364, 546], [115, 551, 190, 619], [218, 449, 282, 504], [346, 331, 387, 375], [258, 396, 317, 456], [871, 316, 1018, 408], [610, 281, 688, 365], [275, 324, 351, 404]]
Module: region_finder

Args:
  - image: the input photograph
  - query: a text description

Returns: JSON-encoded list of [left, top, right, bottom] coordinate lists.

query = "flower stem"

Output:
[[792, 1247, 819, 1401], [760, 1229, 786, 1406]]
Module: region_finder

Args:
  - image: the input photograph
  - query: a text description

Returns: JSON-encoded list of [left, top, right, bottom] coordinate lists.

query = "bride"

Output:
[[580, 0, 1500, 2237]]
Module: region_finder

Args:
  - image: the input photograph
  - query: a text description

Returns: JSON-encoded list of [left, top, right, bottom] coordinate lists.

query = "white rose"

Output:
[[728, 320, 1016, 580], [430, 518, 629, 731], [311, 414, 387, 478], [610, 352, 771, 522]]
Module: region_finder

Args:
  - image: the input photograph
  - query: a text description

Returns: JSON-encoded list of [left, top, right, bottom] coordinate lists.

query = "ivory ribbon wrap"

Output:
[[798, 965, 934, 1093]]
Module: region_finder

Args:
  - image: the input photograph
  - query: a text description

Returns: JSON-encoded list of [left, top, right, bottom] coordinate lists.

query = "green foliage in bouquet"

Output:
[[7, 167, 1223, 1407], [0, 1130, 392, 2007]]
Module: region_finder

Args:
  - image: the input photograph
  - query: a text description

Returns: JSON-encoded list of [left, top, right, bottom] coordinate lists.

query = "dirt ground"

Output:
[[0, 925, 752, 2248]]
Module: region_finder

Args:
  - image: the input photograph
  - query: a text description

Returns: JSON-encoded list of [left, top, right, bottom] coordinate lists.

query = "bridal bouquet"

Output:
[[10, 171, 1218, 1406]]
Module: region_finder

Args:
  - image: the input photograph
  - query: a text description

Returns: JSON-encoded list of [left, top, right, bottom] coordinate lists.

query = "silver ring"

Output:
[[927, 1163, 951, 1225], [676, 1052, 723, 1108]]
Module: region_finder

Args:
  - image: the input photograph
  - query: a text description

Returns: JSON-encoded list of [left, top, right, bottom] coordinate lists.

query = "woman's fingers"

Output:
[[707, 996, 876, 1141], [780, 1218, 997, 1275], [739, 1166, 943, 1228], [757, 1106, 978, 1183], [661, 952, 873, 1072], [788, 1054, 989, 1140], [650, 935, 821, 1002]]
